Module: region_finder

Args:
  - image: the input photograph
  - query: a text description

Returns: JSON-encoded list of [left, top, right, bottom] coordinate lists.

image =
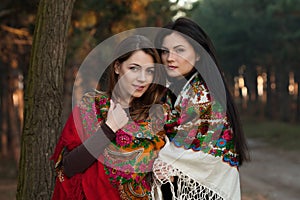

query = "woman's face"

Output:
[[161, 32, 199, 79], [114, 50, 155, 102]]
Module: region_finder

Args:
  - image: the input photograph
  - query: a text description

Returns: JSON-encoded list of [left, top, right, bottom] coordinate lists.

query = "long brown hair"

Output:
[[106, 35, 166, 120]]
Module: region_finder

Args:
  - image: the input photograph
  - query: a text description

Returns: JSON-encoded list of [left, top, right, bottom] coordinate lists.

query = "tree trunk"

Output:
[[296, 69, 300, 122], [0, 71, 9, 157], [265, 69, 279, 120], [7, 70, 21, 165], [278, 70, 289, 122], [16, 0, 75, 199]]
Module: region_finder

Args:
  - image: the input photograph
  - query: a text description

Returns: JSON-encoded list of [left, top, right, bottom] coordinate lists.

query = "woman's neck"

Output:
[[169, 68, 197, 95], [116, 96, 131, 108]]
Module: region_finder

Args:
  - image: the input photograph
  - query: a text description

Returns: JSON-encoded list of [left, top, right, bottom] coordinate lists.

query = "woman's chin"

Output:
[[166, 70, 182, 79]]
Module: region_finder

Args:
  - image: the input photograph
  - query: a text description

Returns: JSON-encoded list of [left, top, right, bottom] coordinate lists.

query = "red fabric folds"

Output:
[[51, 105, 120, 200]]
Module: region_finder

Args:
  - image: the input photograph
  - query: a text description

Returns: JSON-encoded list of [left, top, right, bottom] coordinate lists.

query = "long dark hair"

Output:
[[106, 35, 166, 120], [155, 17, 249, 165]]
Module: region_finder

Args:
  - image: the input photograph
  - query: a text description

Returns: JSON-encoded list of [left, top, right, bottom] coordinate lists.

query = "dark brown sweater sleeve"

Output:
[[62, 123, 115, 178]]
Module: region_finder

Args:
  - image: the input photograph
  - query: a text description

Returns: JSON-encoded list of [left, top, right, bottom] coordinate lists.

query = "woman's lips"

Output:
[[167, 65, 177, 70], [133, 85, 146, 91]]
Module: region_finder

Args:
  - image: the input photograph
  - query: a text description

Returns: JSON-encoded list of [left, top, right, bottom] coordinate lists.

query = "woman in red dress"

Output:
[[51, 35, 170, 200]]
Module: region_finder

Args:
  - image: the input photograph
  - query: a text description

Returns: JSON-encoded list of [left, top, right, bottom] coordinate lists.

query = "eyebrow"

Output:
[[174, 45, 185, 49], [129, 63, 141, 67], [161, 44, 185, 50], [129, 63, 155, 68]]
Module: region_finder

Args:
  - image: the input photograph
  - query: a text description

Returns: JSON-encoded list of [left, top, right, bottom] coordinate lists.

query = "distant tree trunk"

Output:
[[7, 69, 21, 165], [244, 66, 256, 117], [0, 71, 9, 157], [297, 88, 300, 122], [266, 69, 279, 120], [16, 0, 75, 199], [296, 71, 300, 122], [278, 70, 289, 122]]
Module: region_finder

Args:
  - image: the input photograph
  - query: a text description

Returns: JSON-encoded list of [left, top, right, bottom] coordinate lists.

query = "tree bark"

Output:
[[16, 0, 75, 199]]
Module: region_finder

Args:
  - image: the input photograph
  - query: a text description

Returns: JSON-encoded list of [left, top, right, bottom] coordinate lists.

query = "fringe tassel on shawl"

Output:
[[152, 159, 224, 200]]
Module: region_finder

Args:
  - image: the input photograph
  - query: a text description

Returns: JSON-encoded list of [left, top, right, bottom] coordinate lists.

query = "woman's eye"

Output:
[[161, 49, 169, 55], [147, 69, 155, 74], [175, 48, 185, 53], [129, 66, 139, 71]]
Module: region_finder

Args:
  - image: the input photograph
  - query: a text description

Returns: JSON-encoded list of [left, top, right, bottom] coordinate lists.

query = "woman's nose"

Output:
[[167, 51, 176, 61], [137, 71, 146, 82]]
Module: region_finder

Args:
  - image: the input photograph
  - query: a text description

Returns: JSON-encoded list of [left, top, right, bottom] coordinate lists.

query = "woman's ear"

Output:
[[114, 61, 120, 74]]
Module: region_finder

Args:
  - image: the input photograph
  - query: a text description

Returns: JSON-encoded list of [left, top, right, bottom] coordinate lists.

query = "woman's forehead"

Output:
[[162, 32, 190, 48], [123, 50, 154, 66]]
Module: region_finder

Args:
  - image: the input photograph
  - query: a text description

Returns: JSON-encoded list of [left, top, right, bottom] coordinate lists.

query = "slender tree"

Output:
[[16, 0, 75, 199]]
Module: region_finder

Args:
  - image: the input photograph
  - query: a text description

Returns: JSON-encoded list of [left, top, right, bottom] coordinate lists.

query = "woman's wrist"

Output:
[[101, 122, 116, 140], [105, 120, 118, 132]]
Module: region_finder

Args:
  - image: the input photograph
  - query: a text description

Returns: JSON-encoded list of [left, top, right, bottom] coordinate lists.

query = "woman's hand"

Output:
[[106, 100, 129, 132]]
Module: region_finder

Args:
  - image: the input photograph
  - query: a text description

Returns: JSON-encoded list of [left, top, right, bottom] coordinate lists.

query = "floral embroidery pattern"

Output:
[[104, 120, 162, 185], [116, 130, 133, 147], [165, 74, 240, 167], [79, 92, 110, 134]]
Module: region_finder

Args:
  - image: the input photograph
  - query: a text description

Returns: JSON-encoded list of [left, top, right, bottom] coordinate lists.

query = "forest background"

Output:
[[0, 0, 299, 199]]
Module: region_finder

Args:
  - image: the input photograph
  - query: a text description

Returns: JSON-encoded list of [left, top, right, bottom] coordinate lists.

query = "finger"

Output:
[[115, 103, 123, 111], [109, 99, 115, 111], [116, 104, 127, 119]]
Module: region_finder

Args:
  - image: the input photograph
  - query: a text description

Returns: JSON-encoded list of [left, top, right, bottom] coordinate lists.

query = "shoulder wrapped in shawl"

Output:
[[51, 92, 120, 200], [152, 73, 241, 200]]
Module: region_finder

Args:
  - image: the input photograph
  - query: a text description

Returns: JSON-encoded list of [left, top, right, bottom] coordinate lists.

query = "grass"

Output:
[[241, 116, 300, 151]]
